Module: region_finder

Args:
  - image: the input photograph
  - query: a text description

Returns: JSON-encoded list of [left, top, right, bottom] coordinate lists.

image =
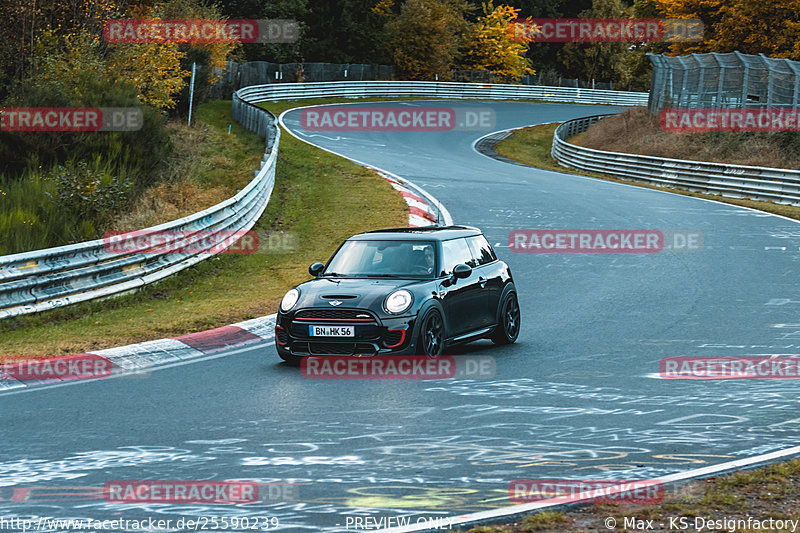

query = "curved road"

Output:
[[3, 101, 800, 532]]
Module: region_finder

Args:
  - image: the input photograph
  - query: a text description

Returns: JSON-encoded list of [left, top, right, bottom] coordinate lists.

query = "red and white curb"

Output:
[[376, 170, 438, 227], [0, 315, 277, 392]]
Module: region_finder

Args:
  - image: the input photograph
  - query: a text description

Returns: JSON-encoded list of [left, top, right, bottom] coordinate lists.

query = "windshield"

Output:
[[324, 240, 437, 278]]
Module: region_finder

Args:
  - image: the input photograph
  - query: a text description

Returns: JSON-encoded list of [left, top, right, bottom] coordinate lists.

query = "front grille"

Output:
[[294, 309, 376, 322], [309, 343, 356, 355], [292, 342, 379, 356]]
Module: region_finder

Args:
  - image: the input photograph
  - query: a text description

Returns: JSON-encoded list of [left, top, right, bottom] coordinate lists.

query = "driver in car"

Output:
[[409, 245, 435, 275], [423, 246, 435, 274]]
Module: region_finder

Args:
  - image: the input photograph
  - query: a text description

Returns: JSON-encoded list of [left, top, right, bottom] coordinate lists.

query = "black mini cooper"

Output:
[[275, 226, 520, 365]]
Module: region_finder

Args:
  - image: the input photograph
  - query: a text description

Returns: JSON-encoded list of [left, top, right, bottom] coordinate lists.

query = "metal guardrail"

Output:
[[0, 108, 279, 319], [551, 114, 800, 205], [235, 80, 648, 106], [0, 81, 646, 319]]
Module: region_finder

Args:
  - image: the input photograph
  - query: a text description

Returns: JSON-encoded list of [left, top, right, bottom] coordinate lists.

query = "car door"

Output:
[[466, 235, 503, 327], [439, 237, 484, 337]]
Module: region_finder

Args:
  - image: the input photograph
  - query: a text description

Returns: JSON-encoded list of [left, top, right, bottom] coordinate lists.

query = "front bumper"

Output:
[[275, 308, 418, 357]]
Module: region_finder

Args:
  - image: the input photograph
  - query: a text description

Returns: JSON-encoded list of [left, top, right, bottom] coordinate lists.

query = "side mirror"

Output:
[[452, 263, 472, 280], [309, 262, 325, 277]]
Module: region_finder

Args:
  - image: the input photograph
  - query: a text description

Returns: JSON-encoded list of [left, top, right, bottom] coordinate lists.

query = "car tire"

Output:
[[418, 309, 444, 356], [279, 352, 303, 367], [491, 291, 520, 345]]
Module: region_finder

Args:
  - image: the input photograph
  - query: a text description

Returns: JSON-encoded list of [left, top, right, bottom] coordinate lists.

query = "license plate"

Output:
[[309, 325, 354, 337]]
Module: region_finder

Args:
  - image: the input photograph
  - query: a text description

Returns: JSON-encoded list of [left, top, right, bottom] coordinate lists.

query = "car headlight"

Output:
[[280, 288, 300, 312], [384, 290, 413, 314]]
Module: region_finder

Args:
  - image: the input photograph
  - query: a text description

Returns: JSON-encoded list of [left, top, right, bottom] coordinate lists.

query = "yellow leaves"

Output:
[[13, 0, 236, 112], [653, 0, 725, 55], [372, 0, 396, 16], [123, 2, 238, 102], [30, 30, 107, 101], [459, 1, 535, 81], [654, 0, 800, 59], [107, 40, 187, 109]]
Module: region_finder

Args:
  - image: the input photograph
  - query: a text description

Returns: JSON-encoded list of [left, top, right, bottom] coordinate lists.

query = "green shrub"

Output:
[[47, 157, 134, 224], [0, 71, 172, 184], [0, 155, 138, 254], [0, 169, 74, 255]]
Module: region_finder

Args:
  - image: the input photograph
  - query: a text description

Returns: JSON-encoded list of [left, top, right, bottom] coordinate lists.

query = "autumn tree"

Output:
[[105, 33, 187, 110], [0, 0, 237, 111], [384, 0, 472, 80], [457, 2, 535, 81], [0, 0, 119, 99], [708, 0, 800, 59], [106, 0, 240, 112], [653, 0, 729, 55], [28, 29, 108, 102], [652, 0, 800, 59]]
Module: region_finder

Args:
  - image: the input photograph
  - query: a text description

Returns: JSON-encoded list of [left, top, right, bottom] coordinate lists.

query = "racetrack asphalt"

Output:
[[3, 100, 800, 532]]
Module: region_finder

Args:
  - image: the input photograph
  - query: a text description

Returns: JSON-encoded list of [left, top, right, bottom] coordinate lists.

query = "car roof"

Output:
[[349, 225, 483, 241]]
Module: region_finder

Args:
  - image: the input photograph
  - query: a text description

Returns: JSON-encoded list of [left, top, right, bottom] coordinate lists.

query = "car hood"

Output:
[[294, 277, 425, 311]]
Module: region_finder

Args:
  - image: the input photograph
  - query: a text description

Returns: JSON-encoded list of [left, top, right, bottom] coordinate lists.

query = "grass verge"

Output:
[[109, 102, 263, 232], [0, 99, 406, 357], [462, 458, 800, 532], [494, 123, 800, 221], [573, 107, 800, 170]]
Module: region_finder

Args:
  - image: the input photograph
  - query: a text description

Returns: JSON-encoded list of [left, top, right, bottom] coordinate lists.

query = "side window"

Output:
[[441, 238, 476, 275], [466, 235, 497, 266]]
